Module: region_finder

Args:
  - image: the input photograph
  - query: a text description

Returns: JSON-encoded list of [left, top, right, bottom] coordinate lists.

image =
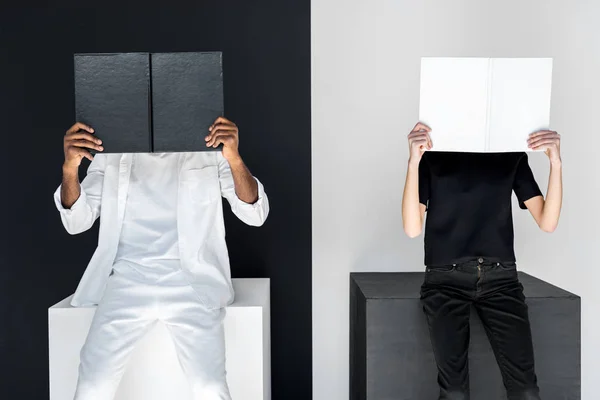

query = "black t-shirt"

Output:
[[419, 152, 542, 266]]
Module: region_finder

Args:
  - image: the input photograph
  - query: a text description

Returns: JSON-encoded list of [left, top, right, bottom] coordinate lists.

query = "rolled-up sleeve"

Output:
[[418, 155, 431, 210], [217, 153, 269, 227], [513, 153, 543, 210], [53, 155, 106, 234]]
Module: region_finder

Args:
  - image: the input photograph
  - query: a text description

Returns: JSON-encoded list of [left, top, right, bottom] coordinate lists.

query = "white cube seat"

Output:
[[48, 278, 271, 400]]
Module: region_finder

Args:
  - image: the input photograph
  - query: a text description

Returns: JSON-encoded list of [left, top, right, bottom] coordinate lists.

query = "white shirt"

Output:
[[54, 152, 270, 308], [113, 153, 186, 284]]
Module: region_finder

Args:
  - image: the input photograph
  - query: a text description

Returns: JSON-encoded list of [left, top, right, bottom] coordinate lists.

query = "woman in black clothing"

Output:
[[401, 122, 562, 400]]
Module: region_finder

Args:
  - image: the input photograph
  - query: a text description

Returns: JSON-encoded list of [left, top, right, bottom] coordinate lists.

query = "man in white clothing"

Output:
[[54, 117, 269, 400]]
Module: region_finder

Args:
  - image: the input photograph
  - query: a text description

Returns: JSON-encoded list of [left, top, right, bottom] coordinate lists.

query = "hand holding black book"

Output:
[[74, 51, 225, 154]]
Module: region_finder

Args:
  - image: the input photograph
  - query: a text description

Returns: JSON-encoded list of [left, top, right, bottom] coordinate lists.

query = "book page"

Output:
[[487, 58, 553, 152], [419, 58, 489, 152]]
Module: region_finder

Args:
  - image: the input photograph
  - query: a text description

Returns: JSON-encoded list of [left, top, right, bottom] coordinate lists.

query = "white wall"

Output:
[[311, 0, 600, 399]]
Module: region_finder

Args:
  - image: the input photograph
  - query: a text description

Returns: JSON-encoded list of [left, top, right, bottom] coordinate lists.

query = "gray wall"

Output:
[[311, 0, 600, 399]]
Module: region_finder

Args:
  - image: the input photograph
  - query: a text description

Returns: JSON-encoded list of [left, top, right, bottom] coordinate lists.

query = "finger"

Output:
[[531, 139, 560, 148], [411, 138, 428, 147], [531, 139, 559, 150], [71, 139, 104, 152], [206, 125, 237, 140], [67, 122, 94, 135], [67, 132, 102, 145], [409, 132, 432, 149], [413, 138, 430, 151], [208, 125, 237, 141], [74, 148, 94, 161], [205, 130, 236, 147], [407, 131, 430, 140], [528, 133, 559, 146], [207, 132, 235, 147], [411, 122, 431, 133], [211, 135, 236, 148], [528, 130, 556, 139], [213, 123, 238, 131], [425, 132, 433, 148], [210, 117, 236, 131], [411, 122, 431, 132], [206, 128, 237, 144], [528, 131, 558, 140], [208, 133, 235, 148], [409, 137, 428, 145], [211, 137, 225, 148]]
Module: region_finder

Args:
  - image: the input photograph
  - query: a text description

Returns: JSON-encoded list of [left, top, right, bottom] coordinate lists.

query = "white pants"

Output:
[[74, 270, 231, 400]]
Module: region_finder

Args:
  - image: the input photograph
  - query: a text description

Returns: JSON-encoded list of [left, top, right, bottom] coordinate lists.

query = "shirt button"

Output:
[[478, 257, 484, 263]]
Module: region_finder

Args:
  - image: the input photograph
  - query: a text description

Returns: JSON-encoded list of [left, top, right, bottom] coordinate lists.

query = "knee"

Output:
[[78, 353, 115, 385], [75, 355, 120, 399]]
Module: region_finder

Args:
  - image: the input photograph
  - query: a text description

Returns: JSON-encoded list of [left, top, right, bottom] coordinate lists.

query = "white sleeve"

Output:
[[217, 153, 269, 227], [54, 155, 106, 235]]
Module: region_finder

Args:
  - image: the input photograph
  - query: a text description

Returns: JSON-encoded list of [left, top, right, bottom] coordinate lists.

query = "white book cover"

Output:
[[418, 57, 553, 152]]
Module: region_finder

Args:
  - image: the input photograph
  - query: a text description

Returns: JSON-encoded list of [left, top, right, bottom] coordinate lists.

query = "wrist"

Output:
[[226, 154, 244, 168], [62, 162, 79, 176], [550, 157, 562, 168], [408, 157, 421, 169]]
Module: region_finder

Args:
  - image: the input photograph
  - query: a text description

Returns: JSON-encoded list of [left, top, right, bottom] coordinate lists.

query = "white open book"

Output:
[[418, 57, 553, 152]]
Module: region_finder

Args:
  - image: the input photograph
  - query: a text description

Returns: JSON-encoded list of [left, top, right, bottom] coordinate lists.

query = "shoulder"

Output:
[[421, 151, 441, 164], [422, 151, 458, 165], [512, 152, 529, 165], [492, 151, 527, 165]]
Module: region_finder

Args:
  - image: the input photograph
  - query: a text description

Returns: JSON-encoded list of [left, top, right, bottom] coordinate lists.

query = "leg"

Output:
[[421, 270, 473, 400], [475, 266, 541, 400], [161, 285, 231, 400], [74, 273, 157, 400]]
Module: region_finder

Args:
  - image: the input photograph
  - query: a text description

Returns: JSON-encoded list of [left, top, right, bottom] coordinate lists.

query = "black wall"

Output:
[[0, 4, 311, 399]]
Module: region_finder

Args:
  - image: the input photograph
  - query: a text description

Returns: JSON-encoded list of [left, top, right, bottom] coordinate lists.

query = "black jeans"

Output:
[[420, 258, 541, 400]]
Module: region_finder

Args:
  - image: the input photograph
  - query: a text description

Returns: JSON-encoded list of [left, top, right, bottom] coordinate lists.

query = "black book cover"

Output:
[[151, 52, 224, 153], [74, 53, 151, 154]]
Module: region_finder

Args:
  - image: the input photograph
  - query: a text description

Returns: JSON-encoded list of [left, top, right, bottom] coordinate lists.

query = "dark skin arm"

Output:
[[61, 122, 104, 209], [205, 116, 259, 204]]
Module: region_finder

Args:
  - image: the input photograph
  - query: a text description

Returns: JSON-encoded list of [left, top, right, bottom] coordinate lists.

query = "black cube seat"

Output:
[[350, 272, 580, 400]]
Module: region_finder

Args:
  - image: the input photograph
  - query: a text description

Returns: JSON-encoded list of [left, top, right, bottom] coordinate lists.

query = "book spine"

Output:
[[220, 52, 225, 117], [148, 53, 154, 153]]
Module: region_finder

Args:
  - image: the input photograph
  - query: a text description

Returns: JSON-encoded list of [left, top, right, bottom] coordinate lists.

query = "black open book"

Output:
[[74, 51, 224, 153]]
